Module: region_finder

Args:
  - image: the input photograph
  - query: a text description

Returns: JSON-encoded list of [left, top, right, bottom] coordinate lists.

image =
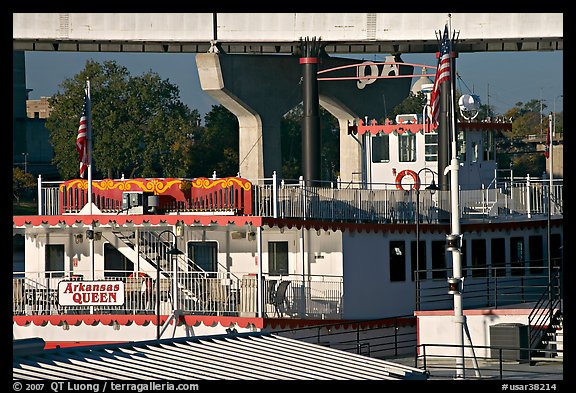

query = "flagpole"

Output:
[[445, 13, 465, 380], [547, 114, 553, 322], [86, 79, 95, 290], [86, 79, 93, 215]]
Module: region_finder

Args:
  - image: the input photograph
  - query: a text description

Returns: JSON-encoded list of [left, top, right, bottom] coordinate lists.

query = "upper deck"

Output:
[[29, 173, 563, 225]]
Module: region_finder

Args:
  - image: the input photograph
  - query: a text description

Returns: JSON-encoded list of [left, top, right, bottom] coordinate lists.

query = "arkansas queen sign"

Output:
[[58, 280, 125, 306]]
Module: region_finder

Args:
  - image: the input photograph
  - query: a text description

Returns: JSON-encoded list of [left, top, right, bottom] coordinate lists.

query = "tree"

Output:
[[13, 167, 36, 205], [504, 99, 546, 139], [188, 105, 239, 178], [46, 60, 199, 180], [389, 91, 427, 121]]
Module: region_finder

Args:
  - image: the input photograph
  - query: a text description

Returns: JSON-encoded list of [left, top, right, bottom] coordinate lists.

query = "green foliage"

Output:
[[504, 100, 547, 139], [511, 153, 546, 177], [13, 167, 36, 203], [46, 60, 199, 180], [188, 105, 239, 178], [389, 91, 427, 121]]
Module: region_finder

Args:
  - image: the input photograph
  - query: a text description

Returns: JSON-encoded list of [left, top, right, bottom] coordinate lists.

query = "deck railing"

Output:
[[415, 265, 562, 312], [35, 174, 563, 223], [12, 270, 343, 319]]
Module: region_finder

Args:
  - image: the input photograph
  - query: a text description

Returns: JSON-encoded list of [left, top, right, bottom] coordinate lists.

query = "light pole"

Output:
[[21, 153, 28, 173], [156, 229, 183, 340], [415, 168, 439, 291]]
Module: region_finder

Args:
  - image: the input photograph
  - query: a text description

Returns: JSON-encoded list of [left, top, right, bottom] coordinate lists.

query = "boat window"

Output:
[[457, 130, 466, 161], [529, 235, 544, 274], [431, 240, 447, 279], [424, 133, 438, 161], [371, 134, 390, 163], [104, 243, 133, 277], [398, 133, 416, 162], [471, 141, 479, 162], [188, 241, 218, 274], [268, 241, 288, 276], [45, 244, 64, 278], [491, 238, 506, 277], [410, 240, 426, 281], [510, 237, 525, 276], [471, 239, 487, 277], [389, 240, 406, 282], [551, 233, 562, 271], [482, 130, 495, 161]]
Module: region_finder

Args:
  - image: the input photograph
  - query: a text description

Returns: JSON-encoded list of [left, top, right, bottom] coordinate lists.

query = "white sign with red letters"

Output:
[[58, 280, 125, 306]]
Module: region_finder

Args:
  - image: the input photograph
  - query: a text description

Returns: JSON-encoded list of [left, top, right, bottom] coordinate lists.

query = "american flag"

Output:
[[76, 92, 89, 178], [544, 119, 551, 159], [430, 24, 452, 128]]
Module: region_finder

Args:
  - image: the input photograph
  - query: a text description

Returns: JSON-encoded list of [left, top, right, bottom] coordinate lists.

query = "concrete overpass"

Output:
[[13, 13, 563, 54], [13, 13, 563, 181]]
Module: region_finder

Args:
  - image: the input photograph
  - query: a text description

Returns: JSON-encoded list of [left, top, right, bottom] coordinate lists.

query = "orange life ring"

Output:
[[395, 170, 420, 191]]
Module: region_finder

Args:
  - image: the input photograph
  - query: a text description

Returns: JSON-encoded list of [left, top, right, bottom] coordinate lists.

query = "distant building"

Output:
[[26, 96, 52, 119]]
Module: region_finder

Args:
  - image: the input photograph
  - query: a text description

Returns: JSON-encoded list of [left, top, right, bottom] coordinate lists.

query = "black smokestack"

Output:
[[300, 36, 321, 187]]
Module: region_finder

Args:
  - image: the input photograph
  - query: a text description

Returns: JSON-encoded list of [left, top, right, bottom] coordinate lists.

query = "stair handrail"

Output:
[[110, 230, 171, 278], [144, 231, 206, 275], [527, 268, 561, 355], [150, 230, 241, 281]]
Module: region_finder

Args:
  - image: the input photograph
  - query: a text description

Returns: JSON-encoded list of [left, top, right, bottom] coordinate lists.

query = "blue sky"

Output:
[[24, 50, 563, 118]]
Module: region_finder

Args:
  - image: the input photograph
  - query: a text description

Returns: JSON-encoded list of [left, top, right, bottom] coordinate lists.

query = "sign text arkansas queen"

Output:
[[58, 280, 125, 306]]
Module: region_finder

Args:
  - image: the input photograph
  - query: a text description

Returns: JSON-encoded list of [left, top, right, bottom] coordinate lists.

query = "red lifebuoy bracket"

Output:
[[395, 170, 421, 191]]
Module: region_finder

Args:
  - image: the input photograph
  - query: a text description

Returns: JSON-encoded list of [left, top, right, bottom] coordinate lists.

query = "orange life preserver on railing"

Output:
[[395, 170, 420, 191]]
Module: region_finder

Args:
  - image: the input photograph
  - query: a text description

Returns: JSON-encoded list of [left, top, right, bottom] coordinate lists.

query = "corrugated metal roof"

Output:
[[13, 332, 428, 380]]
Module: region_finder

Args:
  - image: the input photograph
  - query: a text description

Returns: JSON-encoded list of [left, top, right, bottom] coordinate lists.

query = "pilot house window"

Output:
[[372, 134, 390, 162], [398, 133, 416, 162], [424, 133, 438, 161]]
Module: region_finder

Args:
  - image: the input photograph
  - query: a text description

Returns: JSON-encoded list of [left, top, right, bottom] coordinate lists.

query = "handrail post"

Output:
[[272, 171, 278, 218], [356, 323, 360, 355], [394, 319, 399, 357], [423, 345, 427, 371], [499, 348, 503, 380], [526, 174, 531, 218], [37, 174, 42, 215], [494, 274, 498, 309]]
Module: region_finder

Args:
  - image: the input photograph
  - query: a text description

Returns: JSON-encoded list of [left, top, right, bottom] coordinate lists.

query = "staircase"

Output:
[[528, 272, 563, 364], [530, 309, 563, 363], [103, 230, 205, 305]]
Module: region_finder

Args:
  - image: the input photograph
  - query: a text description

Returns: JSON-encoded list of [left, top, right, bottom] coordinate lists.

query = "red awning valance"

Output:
[[348, 118, 433, 136], [13, 214, 262, 228]]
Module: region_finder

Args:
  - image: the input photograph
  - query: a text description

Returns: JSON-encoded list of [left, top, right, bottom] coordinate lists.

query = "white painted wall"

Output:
[[417, 313, 531, 358], [342, 232, 416, 319]]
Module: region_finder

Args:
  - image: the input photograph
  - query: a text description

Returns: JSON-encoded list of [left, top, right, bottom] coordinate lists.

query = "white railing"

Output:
[[35, 175, 563, 223], [13, 270, 344, 319], [253, 177, 563, 222]]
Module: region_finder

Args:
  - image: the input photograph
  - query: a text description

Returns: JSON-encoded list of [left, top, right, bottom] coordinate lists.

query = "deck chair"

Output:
[[272, 280, 291, 317], [206, 280, 230, 315], [124, 277, 144, 313]]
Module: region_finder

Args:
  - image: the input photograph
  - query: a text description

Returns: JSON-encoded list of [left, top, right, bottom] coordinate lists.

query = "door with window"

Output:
[[268, 241, 288, 276], [45, 244, 64, 278], [188, 241, 218, 274]]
